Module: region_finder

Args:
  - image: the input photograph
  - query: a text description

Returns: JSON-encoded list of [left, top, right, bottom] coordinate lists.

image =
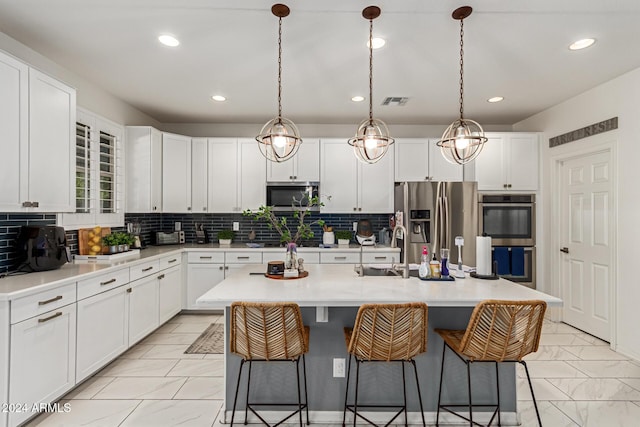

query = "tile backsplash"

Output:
[[0, 212, 391, 273]]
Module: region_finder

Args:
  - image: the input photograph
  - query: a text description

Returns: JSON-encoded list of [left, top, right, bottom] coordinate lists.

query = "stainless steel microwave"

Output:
[[266, 182, 319, 211]]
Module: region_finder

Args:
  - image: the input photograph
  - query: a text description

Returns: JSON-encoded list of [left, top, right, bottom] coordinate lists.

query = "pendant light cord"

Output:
[[368, 18, 374, 124], [459, 18, 465, 120], [277, 16, 283, 120]]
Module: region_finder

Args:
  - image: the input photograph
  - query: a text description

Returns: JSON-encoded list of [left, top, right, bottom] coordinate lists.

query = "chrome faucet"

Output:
[[390, 224, 410, 278], [354, 236, 375, 276]]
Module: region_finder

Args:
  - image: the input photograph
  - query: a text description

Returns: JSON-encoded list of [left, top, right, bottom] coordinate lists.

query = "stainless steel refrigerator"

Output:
[[394, 181, 478, 265]]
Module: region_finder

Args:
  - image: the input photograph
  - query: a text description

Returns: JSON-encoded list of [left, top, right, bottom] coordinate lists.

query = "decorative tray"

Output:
[[265, 271, 309, 280], [419, 275, 455, 282]]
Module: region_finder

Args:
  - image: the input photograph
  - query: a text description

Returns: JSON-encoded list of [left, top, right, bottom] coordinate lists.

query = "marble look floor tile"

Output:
[[96, 358, 179, 377], [93, 377, 188, 399], [517, 378, 571, 401], [140, 344, 206, 359], [143, 333, 201, 345], [171, 322, 216, 334], [548, 378, 640, 400], [572, 332, 609, 346], [119, 343, 155, 359], [539, 333, 594, 346], [518, 361, 588, 378], [153, 322, 180, 333], [567, 360, 640, 378], [524, 346, 580, 361], [25, 399, 140, 427], [562, 345, 628, 361], [119, 399, 219, 427], [552, 400, 640, 427], [63, 376, 114, 399], [518, 401, 579, 427], [174, 377, 225, 400], [203, 353, 225, 360], [620, 378, 640, 392], [167, 359, 225, 377], [168, 314, 222, 324], [542, 321, 582, 334]]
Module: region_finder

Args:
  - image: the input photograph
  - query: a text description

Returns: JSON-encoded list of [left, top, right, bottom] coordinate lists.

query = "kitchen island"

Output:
[[197, 264, 562, 426]]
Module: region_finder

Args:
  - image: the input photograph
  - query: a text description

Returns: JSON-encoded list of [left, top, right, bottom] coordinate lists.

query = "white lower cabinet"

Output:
[[76, 286, 128, 382], [9, 303, 76, 426], [128, 274, 160, 345], [159, 265, 182, 323], [186, 263, 225, 310]]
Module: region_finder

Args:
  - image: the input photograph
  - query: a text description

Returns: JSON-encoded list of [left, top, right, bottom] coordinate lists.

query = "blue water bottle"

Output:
[[440, 248, 450, 277]]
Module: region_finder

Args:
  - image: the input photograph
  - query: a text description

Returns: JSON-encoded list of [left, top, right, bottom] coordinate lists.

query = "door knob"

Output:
[[560, 247, 569, 253]]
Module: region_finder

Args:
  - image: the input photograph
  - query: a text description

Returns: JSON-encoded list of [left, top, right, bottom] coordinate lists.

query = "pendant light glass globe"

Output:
[[348, 6, 394, 164], [436, 6, 487, 165], [256, 4, 301, 163]]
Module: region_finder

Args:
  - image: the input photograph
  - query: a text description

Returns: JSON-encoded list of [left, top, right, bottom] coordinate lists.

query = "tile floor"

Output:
[[24, 314, 640, 426]]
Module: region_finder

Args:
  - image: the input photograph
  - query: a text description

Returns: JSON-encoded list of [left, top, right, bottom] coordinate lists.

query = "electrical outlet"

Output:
[[233, 222, 239, 231], [333, 358, 345, 378], [174, 222, 181, 231], [352, 222, 358, 232]]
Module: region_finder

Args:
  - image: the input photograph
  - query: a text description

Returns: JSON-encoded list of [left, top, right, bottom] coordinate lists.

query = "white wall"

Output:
[[0, 32, 159, 127], [514, 66, 640, 360]]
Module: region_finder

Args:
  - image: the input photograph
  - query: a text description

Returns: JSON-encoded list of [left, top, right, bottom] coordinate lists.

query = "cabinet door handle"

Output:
[[335, 256, 347, 260], [219, 266, 224, 270], [200, 256, 213, 259], [224, 266, 229, 270], [142, 266, 154, 272], [168, 259, 178, 263], [126, 288, 132, 293], [38, 312, 62, 323], [203, 207, 207, 211], [100, 278, 117, 286], [32, 201, 39, 207], [236, 256, 250, 260], [187, 206, 192, 211], [560, 247, 569, 254], [374, 256, 387, 260], [358, 207, 362, 211], [353, 207, 357, 211], [508, 184, 512, 188], [22, 201, 32, 207], [38, 295, 63, 305], [157, 274, 165, 280]]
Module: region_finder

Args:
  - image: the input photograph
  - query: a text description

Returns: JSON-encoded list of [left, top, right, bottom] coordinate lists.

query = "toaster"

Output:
[[152, 231, 185, 245]]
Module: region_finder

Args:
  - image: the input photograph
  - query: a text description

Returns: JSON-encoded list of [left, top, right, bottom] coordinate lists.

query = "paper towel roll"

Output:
[[476, 236, 492, 276]]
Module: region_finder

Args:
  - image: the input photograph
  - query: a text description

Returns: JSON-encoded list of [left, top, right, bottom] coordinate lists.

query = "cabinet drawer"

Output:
[[11, 282, 76, 324], [77, 268, 130, 301], [159, 253, 182, 270], [129, 259, 161, 281], [187, 251, 224, 264], [362, 252, 400, 264], [225, 251, 262, 264], [320, 252, 359, 264]]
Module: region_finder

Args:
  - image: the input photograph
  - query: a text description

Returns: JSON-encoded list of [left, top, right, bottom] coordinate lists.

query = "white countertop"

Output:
[[197, 264, 563, 308]]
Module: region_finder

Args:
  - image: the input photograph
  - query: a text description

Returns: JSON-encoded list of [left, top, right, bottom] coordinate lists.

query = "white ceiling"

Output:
[[1, 0, 639, 125]]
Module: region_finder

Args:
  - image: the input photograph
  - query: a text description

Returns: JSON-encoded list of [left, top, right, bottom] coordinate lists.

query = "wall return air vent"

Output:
[[381, 97, 409, 106]]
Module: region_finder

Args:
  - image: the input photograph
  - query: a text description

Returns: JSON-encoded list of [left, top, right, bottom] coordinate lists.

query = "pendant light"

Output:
[[348, 6, 394, 164], [256, 4, 301, 163], [436, 6, 487, 165]]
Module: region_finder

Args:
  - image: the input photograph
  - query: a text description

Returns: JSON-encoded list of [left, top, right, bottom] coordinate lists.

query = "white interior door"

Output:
[[559, 150, 613, 341]]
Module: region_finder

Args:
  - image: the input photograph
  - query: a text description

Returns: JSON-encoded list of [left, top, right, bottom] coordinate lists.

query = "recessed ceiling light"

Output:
[[366, 37, 386, 49], [569, 38, 595, 51], [487, 96, 504, 103], [158, 34, 180, 47], [211, 95, 227, 102], [351, 96, 365, 102]]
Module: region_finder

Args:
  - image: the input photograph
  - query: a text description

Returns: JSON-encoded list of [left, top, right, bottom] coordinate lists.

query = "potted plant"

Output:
[[335, 230, 352, 246], [243, 196, 325, 245], [217, 229, 235, 245], [120, 233, 135, 251], [102, 233, 119, 253]]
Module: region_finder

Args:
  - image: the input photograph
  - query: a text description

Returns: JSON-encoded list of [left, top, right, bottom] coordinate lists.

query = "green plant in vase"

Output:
[[217, 229, 235, 245], [335, 230, 353, 245], [102, 233, 119, 253]]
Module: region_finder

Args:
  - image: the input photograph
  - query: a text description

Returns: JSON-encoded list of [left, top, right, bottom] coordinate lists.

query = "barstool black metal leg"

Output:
[[353, 359, 361, 427], [436, 344, 447, 427], [295, 358, 303, 427], [244, 360, 253, 425], [520, 361, 542, 427], [302, 354, 309, 425], [401, 361, 408, 427], [466, 361, 473, 427], [411, 360, 426, 427], [495, 362, 501, 426], [230, 359, 245, 427], [342, 354, 352, 427]]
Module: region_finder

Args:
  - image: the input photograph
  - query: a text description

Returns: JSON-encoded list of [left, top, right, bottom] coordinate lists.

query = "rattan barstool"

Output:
[[342, 302, 428, 427], [434, 299, 547, 427], [230, 301, 310, 427]]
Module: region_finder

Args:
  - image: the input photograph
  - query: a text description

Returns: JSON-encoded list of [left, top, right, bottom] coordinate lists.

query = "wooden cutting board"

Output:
[[78, 227, 111, 255]]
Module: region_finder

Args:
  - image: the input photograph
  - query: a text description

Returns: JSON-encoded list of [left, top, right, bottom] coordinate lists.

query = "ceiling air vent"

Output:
[[381, 97, 409, 106]]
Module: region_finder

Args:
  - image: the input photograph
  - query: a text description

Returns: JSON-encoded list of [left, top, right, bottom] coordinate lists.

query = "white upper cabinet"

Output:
[[394, 138, 463, 182], [162, 132, 192, 213], [0, 50, 76, 212], [267, 138, 320, 182], [191, 138, 208, 213], [125, 126, 163, 213], [473, 132, 539, 191], [239, 138, 267, 210], [320, 139, 394, 213], [208, 138, 239, 212]]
